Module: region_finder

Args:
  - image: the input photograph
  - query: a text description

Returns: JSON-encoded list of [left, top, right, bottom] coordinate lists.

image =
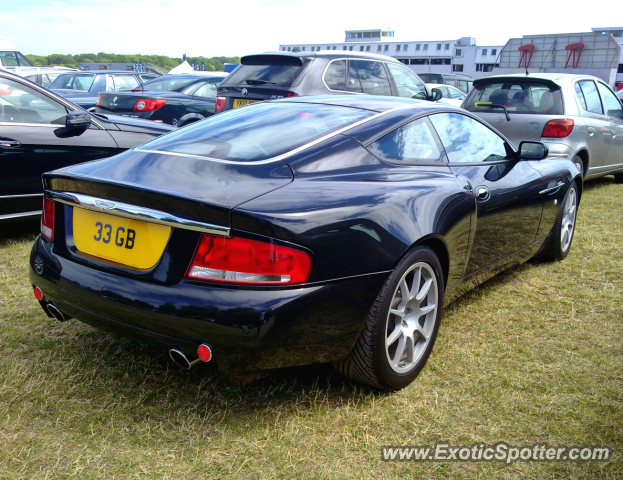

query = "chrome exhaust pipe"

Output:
[[47, 303, 68, 322], [169, 348, 202, 370]]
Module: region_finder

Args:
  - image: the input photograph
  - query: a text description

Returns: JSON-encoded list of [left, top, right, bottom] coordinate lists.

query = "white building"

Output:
[[279, 30, 503, 80], [591, 27, 623, 87]]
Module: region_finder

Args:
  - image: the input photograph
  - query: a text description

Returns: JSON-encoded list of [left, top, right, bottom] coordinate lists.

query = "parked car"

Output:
[[0, 39, 34, 70], [48, 71, 159, 110], [463, 73, 623, 182], [215, 51, 441, 113], [95, 72, 227, 126], [11, 66, 78, 87], [418, 73, 474, 93], [426, 83, 466, 107], [617, 89, 623, 100], [0, 70, 174, 223], [30, 95, 581, 390]]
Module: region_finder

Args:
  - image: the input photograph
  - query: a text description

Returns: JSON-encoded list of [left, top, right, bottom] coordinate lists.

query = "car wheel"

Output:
[[572, 156, 584, 177], [543, 181, 578, 261], [335, 246, 444, 390]]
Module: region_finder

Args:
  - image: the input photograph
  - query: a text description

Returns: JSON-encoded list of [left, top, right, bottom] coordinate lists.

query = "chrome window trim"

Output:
[[0, 210, 42, 220], [136, 104, 415, 165], [48, 191, 230, 236], [0, 193, 43, 198]]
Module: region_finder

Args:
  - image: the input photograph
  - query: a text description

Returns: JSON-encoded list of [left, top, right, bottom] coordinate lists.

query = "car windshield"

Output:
[[140, 102, 373, 162], [49, 74, 96, 92], [464, 80, 563, 115], [221, 56, 310, 87], [140, 76, 202, 92]]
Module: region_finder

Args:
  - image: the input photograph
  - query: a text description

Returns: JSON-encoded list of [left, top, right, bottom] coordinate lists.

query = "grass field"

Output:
[[0, 178, 621, 479]]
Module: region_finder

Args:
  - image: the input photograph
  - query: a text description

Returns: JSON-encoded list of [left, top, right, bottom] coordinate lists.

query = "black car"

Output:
[[30, 96, 581, 390], [48, 71, 159, 110], [215, 51, 441, 113], [95, 73, 227, 127], [0, 70, 174, 223]]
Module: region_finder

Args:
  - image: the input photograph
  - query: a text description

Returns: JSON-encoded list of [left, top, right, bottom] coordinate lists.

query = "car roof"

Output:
[[270, 94, 454, 113], [67, 71, 143, 75], [161, 72, 227, 78], [474, 72, 603, 85], [244, 50, 402, 63]]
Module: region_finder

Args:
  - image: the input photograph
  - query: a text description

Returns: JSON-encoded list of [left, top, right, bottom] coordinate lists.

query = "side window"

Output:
[[113, 75, 140, 91], [429, 113, 511, 163], [346, 60, 363, 93], [449, 88, 465, 100], [574, 83, 588, 110], [367, 117, 445, 164], [41, 74, 52, 88], [577, 80, 603, 114], [351, 60, 392, 96], [0, 52, 19, 67], [324, 59, 346, 91], [106, 75, 115, 91], [597, 82, 623, 120], [193, 82, 217, 98], [0, 78, 68, 124], [385, 63, 427, 99]]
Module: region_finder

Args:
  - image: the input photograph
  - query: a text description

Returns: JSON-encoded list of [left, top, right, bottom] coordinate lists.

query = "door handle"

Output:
[[475, 185, 489, 200], [0, 139, 21, 148], [539, 180, 564, 195]]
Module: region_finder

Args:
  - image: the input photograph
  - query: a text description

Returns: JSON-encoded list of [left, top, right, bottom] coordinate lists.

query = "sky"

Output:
[[0, 0, 618, 57]]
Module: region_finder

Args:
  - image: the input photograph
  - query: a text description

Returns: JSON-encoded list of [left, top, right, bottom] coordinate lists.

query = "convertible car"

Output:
[[29, 96, 581, 390]]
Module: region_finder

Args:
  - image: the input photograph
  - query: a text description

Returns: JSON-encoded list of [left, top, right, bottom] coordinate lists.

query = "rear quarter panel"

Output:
[[231, 136, 474, 287]]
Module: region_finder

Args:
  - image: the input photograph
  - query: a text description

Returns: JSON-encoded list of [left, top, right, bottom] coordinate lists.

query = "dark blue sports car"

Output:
[[94, 73, 227, 127], [48, 71, 158, 110]]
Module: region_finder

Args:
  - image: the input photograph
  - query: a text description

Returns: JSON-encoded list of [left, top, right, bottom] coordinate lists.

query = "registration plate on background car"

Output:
[[73, 208, 171, 269], [233, 99, 259, 108]]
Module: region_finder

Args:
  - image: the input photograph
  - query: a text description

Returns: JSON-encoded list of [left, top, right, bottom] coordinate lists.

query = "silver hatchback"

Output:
[[463, 73, 623, 182]]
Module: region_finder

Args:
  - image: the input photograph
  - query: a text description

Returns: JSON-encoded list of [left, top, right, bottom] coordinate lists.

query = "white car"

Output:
[[427, 83, 466, 107], [11, 66, 78, 87]]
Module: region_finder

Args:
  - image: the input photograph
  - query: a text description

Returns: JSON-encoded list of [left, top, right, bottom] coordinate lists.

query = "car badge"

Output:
[[95, 200, 115, 210], [113, 97, 117, 102], [495, 116, 504, 123], [241, 88, 248, 97]]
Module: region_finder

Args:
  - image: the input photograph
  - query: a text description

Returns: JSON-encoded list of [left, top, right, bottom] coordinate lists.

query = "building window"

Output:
[[416, 44, 421, 51], [360, 46, 364, 51], [445, 44, 449, 50], [349, 46, 353, 51], [411, 59, 430, 65], [618, 64, 623, 73], [431, 58, 451, 65], [436, 44, 441, 50], [311, 47, 315, 52], [377, 45, 381, 52], [491, 49, 497, 55], [344, 46, 347, 50], [396, 45, 401, 52], [384, 45, 389, 52], [346, 33, 351, 38], [366, 45, 370, 52], [423, 44, 428, 51], [455, 48, 462, 56], [287, 47, 291, 51], [453, 64, 463, 72], [403, 44, 408, 51], [482, 49, 487, 55]]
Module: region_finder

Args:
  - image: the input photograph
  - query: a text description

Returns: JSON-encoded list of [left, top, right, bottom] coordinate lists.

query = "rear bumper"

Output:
[[29, 235, 387, 374]]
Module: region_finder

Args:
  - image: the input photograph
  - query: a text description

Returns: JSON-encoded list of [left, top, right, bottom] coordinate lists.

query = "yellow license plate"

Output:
[[233, 98, 259, 108], [73, 208, 171, 269]]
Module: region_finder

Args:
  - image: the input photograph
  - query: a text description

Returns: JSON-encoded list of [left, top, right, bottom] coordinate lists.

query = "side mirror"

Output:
[[430, 88, 442, 101], [518, 141, 548, 160], [66, 110, 92, 129]]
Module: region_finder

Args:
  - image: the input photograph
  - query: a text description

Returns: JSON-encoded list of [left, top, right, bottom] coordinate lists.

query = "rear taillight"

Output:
[[542, 119, 574, 138], [41, 197, 54, 241], [131, 88, 145, 92], [133, 99, 167, 112], [286, 92, 298, 97], [186, 234, 312, 285], [95, 94, 101, 108], [215, 96, 226, 113]]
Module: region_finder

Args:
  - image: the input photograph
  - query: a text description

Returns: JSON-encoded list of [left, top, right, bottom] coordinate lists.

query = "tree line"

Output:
[[25, 53, 240, 72]]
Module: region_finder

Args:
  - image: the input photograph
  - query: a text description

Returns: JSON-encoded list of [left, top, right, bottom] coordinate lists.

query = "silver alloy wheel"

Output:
[[385, 262, 438, 374], [561, 186, 577, 253]]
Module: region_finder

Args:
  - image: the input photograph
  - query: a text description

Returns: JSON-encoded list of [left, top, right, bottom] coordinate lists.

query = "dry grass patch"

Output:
[[0, 179, 621, 479]]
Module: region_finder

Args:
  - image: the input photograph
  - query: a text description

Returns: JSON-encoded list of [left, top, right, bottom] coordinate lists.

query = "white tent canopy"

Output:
[[168, 60, 195, 74]]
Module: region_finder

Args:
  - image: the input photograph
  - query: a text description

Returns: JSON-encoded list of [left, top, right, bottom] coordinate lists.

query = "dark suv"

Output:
[[215, 51, 438, 112]]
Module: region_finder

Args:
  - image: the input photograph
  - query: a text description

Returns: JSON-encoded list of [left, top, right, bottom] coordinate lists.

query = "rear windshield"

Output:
[[221, 58, 310, 87], [49, 74, 96, 91], [464, 80, 563, 115], [140, 102, 373, 162], [418, 74, 441, 83], [140, 76, 202, 92]]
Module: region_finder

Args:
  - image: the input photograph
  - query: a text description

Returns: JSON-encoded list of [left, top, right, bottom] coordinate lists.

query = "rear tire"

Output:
[[335, 246, 444, 390], [542, 181, 578, 261]]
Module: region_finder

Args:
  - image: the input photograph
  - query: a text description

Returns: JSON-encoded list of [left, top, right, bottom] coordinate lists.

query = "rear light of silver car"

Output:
[[95, 94, 101, 108], [41, 197, 54, 241], [133, 99, 167, 112], [215, 96, 226, 113], [542, 119, 574, 138], [186, 234, 312, 285]]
